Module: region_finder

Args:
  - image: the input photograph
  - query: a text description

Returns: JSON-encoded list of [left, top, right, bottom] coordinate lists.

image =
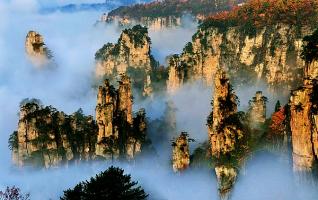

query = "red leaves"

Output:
[[269, 107, 286, 135], [205, 0, 318, 28]]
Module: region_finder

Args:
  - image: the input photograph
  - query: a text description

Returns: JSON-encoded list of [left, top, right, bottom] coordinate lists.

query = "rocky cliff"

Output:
[[95, 75, 148, 160], [102, 14, 183, 31], [248, 91, 267, 124], [95, 25, 160, 97], [167, 0, 318, 94], [290, 78, 318, 172], [10, 76, 150, 168], [289, 28, 318, 173], [167, 24, 312, 93], [10, 100, 97, 168], [25, 31, 53, 68], [172, 132, 191, 172], [101, 0, 245, 30], [207, 68, 248, 199]]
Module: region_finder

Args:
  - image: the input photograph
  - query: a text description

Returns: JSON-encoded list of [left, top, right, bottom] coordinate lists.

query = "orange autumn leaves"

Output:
[[205, 0, 318, 28]]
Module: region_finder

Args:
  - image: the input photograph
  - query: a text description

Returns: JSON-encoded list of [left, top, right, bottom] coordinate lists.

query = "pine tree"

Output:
[[274, 100, 281, 112], [61, 166, 148, 200]]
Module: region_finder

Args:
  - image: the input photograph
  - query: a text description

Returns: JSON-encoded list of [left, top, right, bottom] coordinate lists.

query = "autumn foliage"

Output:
[[268, 107, 286, 137], [202, 0, 318, 32]]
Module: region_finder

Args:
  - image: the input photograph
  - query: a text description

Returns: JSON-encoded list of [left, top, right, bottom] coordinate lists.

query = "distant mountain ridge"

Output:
[[41, 0, 153, 13]]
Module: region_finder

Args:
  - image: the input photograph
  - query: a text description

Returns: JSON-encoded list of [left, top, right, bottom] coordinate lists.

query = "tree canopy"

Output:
[[60, 166, 148, 200]]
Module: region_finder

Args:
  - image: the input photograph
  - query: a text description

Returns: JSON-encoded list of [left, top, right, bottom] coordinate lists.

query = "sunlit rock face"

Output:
[[290, 78, 318, 173], [248, 91, 267, 124], [167, 24, 313, 93], [172, 132, 190, 172], [103, 15, 183, 31], [25, 31, 53, 68], [207, 68, 247, 200], [12, 101, 97, 168], [289, 28, 318, 173], [95, 75, 148, 160], [95, 25, 156, 97]]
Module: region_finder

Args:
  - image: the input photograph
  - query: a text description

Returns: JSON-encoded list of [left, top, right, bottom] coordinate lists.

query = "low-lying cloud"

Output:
[[0, 1, 317, 200]]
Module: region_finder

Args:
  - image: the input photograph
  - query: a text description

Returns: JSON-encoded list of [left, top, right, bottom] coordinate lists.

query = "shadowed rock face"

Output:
[[248, 91, 267, 125], [12, 102, 97, 168], [172, 132, 190, 172], [95, 25, 156, 97], [207, 68, 247, 200], [25, 31, 53, 68], [95, 75, 148, 160]]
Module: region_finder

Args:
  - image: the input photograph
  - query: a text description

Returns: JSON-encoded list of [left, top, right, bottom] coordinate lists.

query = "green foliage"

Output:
[[60, 166, 148, 200], [16, 102, 98, 167], [126, 67, 147, 93], [274, 100, 281, 112], [95, 43, 115, 60], [8, 131, 18, 151], [190, 141, 212, 168], [301, 28, 318, 63], [19, 98, 42, 108], [183, 42, 194, 54], [123, 25, 150, 48]]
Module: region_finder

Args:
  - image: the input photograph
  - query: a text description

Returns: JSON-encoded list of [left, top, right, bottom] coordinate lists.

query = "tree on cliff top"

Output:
[[301, 28, 318, 63], [60, 166, 148, 200]]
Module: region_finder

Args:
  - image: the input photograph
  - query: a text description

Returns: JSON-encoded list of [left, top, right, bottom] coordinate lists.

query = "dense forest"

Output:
[[108, 0, 246, 19]]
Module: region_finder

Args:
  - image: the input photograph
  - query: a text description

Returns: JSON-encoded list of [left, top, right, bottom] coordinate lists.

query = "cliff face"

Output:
[[11, 76, 149, 168], [172, 132, 190, 172], [248, 91, 267, 124], [103, 15, 183, 31], [289, 27, 318, 173], [25, 31, 53, 67], [207, 69, 247, 199], [167, 24, 312, 93], [95, 25, 157, 96], [102, 0, 244, 30], [290, 77, 318, 172], [11, 102, 97, 168], [95, 75, 148, 160]]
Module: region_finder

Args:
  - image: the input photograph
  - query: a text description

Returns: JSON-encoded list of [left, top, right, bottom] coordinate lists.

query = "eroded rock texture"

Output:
[[290, 78, 318, 173], [95, 75, 148, 160], [103, 15, 183, 31], [11, 101, 97, 168], [172, 132, 190, 172], [248, 91, 267, 124], [25, 31, 53, 67], [95, 25, 158, 97], [207, 68, 247, 200], [289, 28, 318, 173], [166, 24, 313, 93]]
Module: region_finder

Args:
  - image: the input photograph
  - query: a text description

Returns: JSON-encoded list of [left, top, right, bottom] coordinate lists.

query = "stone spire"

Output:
[[289, 30, 318, 174], [248, 91, 267, 124], [167, 55, 183, 94], [95, 75, 148, 160], [207, 68, 246, 200], [290, 79, 318, 173], [118, 75, 133, 124], [209, 68, 239, 156], [172, 132, 190, 172], [25, 31, 52, 67]]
